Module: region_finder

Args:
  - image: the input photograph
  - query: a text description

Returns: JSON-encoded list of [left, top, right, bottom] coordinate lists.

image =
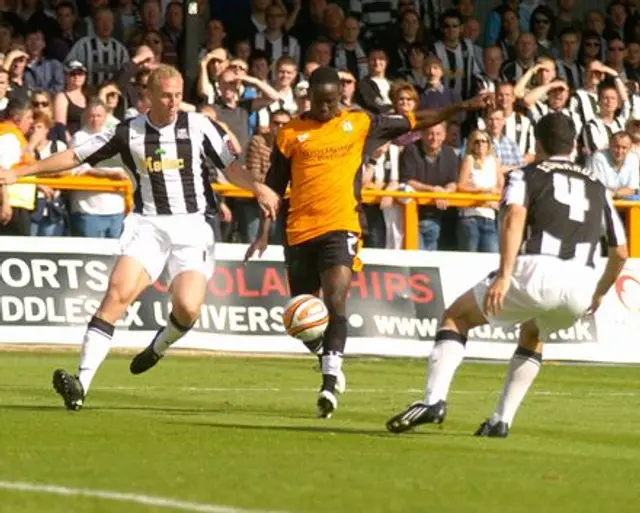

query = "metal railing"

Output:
[[16, 177, 640, 257]]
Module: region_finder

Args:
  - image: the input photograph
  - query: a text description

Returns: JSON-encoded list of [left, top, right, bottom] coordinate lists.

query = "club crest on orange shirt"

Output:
[[342, 121, 353, 133]]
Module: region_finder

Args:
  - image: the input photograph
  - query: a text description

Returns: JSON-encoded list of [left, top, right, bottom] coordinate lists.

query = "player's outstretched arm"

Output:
[[413, 92, 493, 131], [224, 161, 280, 220], [0, 148, 81, 185]]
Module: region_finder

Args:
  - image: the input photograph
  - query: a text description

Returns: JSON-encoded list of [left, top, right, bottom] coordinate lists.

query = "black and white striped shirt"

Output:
[[555, 60, 583, 91], [349, 0, 397, 42], [254, 32, 301, 69], [478, 111, 535, 156], [66, 36, 130, 86], [503, 157, 626, 267], [432, 39, 480, 99], [333, 43, 369, 80], [581, 117, 627, 154], [569, 89, 599, 129], [528, 103, 583, 135], [500, 59, 532, 84], [73, 112, 235, 215]]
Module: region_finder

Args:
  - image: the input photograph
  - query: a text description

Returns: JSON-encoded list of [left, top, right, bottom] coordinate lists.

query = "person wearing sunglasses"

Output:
[[604, 36, 628, 81], [31, 88, 69, 145], [433, 8, 480, 100], [528, 5, 555, 58], [456, 129, 503, 253]]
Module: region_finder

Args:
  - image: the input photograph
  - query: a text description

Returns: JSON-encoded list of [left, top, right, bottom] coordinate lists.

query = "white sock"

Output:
[[491, 347, 542, 427], [77, 317, 114, 394], [425, 330, 467, 405], [321, 352, 343, 376], [152, 313, 192, 355]]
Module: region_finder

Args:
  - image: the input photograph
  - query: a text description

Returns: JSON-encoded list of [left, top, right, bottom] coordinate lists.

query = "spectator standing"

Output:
[[23, 27, 64, 93], [29, 110, 68, 237], [333, 15, 368, 81], [399, 122, 459, 251], [65, 7, 129, 87], [456, 129, 502, 253], [53, 60, 87, 136], [356, 48, 393, 113], [0, 98, 35, 236], [588, 131, 639, 198], [433, 9, 480, 100], [67, 99, 127, 238], [241, 109, 290, 243]]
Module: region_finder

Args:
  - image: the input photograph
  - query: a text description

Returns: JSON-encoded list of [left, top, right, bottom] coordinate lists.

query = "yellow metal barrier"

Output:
[[15, 177, 640, 258]]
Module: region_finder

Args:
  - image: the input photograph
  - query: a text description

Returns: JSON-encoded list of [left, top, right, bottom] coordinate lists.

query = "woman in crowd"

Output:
[[28, 110, 68, 237], [53, 60, 88, 137], [456, 129, 503, 253]]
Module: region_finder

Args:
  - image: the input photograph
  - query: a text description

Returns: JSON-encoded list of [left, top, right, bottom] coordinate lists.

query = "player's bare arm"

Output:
[[589, 244, 628, 314], [0, 148, 81, 184], [484, 204, 527, 317], [224, 160, 280, 220], [413, 92, 493, 131], [244, 215, 272, 264]]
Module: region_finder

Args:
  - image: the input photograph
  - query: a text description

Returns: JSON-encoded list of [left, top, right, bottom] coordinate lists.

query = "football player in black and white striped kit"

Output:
[[0, 65, 280, 411], [387, 113, 628, 438]]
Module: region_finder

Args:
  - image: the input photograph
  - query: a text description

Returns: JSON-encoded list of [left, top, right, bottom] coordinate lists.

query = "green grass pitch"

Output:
[[1, 351, 639, 513]]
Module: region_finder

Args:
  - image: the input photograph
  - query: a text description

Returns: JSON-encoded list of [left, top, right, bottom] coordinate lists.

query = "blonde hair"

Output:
[[148, 64, 182, 92], [467, 129, 494, 162]]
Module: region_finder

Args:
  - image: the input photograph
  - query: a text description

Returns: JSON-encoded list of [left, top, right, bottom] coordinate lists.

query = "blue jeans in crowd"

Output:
[[30, 217, 66, 236], [419, 218, 441, 251], [70, 213, 125, 238], [457, 216, 499, 253]]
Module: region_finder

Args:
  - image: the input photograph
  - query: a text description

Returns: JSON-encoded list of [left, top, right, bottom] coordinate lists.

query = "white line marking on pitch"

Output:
[[88, 386, 639, 398], [0, 481, 286, 513]]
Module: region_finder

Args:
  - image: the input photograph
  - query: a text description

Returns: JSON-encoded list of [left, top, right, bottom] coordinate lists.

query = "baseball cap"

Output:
[[65, 60, 87, 73]]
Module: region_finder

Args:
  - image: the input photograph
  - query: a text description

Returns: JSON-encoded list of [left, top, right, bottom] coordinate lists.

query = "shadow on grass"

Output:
[[165, 419, 464, 438]]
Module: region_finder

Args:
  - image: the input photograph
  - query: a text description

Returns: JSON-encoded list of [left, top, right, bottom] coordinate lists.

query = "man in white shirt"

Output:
[[588, 131, 639, 199], [68, 98, 128, 238]]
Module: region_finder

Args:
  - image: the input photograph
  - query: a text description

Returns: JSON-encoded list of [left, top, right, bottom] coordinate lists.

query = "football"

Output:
[[282, 294, 329, 341]]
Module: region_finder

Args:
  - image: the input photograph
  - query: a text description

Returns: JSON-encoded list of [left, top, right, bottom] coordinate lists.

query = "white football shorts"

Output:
[[118, 213, 215, 283], [473, 255, 599, 339]]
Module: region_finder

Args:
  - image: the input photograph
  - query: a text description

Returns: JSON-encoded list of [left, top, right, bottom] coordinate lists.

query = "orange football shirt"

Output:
[[266, 109, 415, 246]]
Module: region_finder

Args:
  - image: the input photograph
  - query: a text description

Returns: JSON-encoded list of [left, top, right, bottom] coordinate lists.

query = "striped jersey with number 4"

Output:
[[502, 156, 626, 267]]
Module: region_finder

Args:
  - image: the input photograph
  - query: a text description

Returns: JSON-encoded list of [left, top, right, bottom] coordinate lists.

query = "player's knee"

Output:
[[171, 298, 202, 325], [102, 282, 139, 312], [324, 290, 347, 318], [441, 290, 485, 334]]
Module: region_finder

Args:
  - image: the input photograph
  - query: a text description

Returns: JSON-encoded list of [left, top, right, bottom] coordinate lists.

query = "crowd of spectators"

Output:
[[0, 0, 638, 253]]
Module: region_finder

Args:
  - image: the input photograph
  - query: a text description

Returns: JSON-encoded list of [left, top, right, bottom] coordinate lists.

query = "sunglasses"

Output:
[[69, 70, 85, 76], [32, 101, 49, 107], [106, 92, 119, 98], [474, 139, 489, 144]]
